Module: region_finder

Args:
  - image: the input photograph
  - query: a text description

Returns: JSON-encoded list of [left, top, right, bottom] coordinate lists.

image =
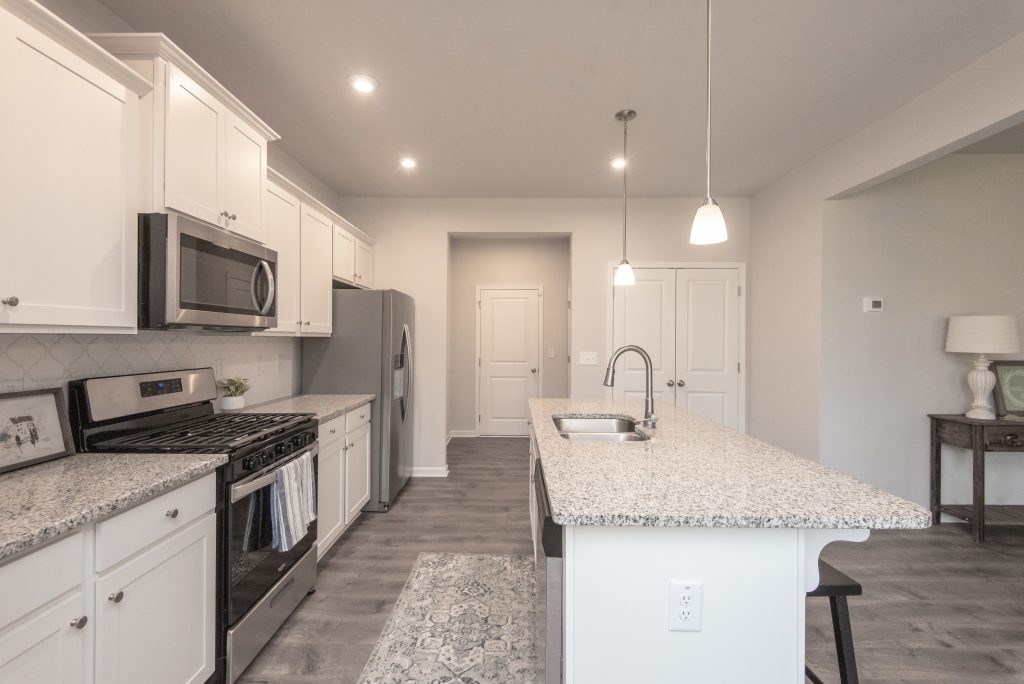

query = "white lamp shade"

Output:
[[614, 260, 635, 286], [690, 201, 728, 245], [945, 315, 1021, 354]]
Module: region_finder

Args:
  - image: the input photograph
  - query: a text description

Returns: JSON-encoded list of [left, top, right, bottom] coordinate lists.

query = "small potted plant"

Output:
[[219, 377, 251, 411]]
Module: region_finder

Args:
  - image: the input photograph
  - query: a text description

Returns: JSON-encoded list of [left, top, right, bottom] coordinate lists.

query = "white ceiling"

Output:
[[97, 0, 1024, 198]]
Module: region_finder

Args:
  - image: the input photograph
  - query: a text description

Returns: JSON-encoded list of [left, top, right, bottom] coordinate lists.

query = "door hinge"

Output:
[[737, 362, 741, 372], [478, 414, 481, 422], [477, 300, 481, 308], [738, 285, 742, 296], [567, 300, 571, 309], [478, 357, 481, 367]]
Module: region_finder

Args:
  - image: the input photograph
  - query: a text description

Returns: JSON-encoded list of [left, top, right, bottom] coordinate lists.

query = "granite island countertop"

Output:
[[241, 394, 375, 424], [530, 398, 931, 530], [0, 452, 226, 562]]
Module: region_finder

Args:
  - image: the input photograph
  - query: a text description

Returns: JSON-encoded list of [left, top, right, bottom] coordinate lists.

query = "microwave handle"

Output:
[[249, 263, 261, 312], [258, 260, 275, 315]]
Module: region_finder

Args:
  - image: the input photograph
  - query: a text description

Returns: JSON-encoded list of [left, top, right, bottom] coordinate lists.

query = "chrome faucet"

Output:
[[602, 345, 656, 427]]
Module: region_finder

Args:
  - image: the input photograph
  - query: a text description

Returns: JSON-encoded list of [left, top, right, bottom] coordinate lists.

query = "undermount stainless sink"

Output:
[[552, 416, 650, 442]]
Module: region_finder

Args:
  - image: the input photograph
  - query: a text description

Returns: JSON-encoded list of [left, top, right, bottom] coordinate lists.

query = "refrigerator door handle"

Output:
[[400, 323, 413, 423]]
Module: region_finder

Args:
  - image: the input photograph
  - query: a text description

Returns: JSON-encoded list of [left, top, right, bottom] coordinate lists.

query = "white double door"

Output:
[[611, 268, 742, 430], [478, 288, 542, 436]]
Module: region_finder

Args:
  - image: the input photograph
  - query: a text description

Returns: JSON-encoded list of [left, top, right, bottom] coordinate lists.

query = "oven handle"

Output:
[[230, 446, 318, 504]]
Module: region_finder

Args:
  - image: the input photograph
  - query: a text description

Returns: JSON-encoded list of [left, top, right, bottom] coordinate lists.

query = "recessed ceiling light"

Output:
[[400, 157, 417, 170], [349, 74, 379, 93], [611, 158, 626, 169]]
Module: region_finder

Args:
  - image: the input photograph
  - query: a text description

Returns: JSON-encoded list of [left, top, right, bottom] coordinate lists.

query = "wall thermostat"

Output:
[[863, 297, 884, 313]]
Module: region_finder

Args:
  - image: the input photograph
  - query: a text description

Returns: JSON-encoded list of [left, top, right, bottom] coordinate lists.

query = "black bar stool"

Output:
[[806, 559, 861, 684]]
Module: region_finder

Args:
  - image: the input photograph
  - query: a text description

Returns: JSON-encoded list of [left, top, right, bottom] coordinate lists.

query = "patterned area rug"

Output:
[[357, 553, 540, 684]]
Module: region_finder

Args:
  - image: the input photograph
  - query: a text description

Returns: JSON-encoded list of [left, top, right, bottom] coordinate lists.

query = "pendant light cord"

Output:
[[622, 116, 629, 260], [705, 0, 712, 201]]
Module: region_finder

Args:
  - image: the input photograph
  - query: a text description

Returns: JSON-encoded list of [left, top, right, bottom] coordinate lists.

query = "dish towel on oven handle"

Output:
[[270, 450, 317, 552]]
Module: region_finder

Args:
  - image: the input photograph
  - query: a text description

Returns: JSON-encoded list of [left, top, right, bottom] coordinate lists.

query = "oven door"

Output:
[[141, 211, 278, 331], [226, 447, 317, 626]]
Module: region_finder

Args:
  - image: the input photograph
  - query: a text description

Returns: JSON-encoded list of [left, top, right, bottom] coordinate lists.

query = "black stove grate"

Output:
[[94, 412, 314, 453]]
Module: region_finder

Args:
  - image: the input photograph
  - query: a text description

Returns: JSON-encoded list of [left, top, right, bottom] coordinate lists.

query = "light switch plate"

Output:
[[547, 347, 555, 359], [579, 351, 598, 366], [863, 297, 884, 312]]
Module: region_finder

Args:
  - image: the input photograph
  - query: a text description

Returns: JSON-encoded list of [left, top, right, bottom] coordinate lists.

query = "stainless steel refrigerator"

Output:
[[302, 289, 414, 511]]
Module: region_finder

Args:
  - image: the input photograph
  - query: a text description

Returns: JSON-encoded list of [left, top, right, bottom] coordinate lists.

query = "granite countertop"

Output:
[[530, 398, 931, 530], [241, 394, 375, 424], [0, 452, 226, 562]]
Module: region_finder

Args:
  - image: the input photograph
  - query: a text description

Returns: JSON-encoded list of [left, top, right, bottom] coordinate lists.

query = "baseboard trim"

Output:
[[446, 430, 476, 444], [411, 465, 450, 478]]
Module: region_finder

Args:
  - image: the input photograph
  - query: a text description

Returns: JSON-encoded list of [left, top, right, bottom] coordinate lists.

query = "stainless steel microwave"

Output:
[[139, 212, 278, 331]]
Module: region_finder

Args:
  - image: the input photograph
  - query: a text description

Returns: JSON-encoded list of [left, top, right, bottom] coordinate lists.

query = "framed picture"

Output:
[[0, 388, 75, 474], [993, 361, 1024, 417]]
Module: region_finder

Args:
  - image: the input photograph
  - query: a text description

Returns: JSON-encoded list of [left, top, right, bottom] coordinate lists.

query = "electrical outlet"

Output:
[[668, 579, 703, 632], [579, 351, 598, 366]]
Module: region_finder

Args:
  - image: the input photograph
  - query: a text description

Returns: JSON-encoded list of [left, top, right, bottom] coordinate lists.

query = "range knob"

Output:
[[242, 456, 256, 471], [275, 443, 289, 456]]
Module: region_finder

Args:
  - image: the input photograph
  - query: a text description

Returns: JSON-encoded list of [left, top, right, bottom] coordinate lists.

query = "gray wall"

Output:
[[447, 236, 571, 434], [821, 154, 1024, 506], [36, 0, 134, 32]]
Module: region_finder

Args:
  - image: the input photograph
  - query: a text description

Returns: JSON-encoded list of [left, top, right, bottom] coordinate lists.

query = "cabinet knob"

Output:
[[304, 321, 311, 326], [220, 210, 229, 218], [166, 508, 179, 519], [677, 380, 686, 387], [329, 428, 337, 435], [70, 615, 88, 629], [666, 380, 675, 387], [530, 368, 537, 374], [359, 414, 365, 420], [108, 590, 124, 603], [229, 213, 237, 221], [349, 442, 356, 449], [1, 296, 18, 307]]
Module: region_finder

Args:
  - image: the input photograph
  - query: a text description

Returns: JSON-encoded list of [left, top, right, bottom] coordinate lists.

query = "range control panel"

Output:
[[139, 377, 183, 398]]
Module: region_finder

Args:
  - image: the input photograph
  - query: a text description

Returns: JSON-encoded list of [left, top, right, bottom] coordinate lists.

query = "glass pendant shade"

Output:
[[689, 199, 728, 245], [614, 260, 636, 286]]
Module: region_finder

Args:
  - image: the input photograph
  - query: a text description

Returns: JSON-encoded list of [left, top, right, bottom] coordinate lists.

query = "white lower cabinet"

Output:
[[345, 422, 372, 525], [0, 474, 216, 684], [316, 405, 373, 558], [95, 514, 216, 684], [0, 591, 88, 684], [316, 422, 347, 561]]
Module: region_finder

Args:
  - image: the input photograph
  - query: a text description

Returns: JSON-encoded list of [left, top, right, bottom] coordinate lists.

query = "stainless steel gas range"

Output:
[[69, 367, 318, 683]]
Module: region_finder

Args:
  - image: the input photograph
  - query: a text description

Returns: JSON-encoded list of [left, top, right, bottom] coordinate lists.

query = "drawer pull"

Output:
[[108, 590, 124, 603], [70, 615, 88, 629], [166, 508, 179, 519], [359, 414, 365, 419], [329, 428, 337, 435]]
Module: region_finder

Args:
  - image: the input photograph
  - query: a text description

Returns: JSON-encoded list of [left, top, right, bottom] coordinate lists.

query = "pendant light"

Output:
[[690, 0, 728, 245], [614, 109, 637, 286]]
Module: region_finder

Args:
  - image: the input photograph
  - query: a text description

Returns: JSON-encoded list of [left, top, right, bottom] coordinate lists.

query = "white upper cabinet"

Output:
[[299, 203, 333, 335], [91, 33, 278, 244], [261, 180, 301, 335], [355, 239, 374, 288], [0, 3, 150, 333], [332, 225, 356, 283]]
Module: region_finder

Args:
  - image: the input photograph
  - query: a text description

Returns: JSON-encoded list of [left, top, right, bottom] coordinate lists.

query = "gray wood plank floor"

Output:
[[241, 437, 1024, 683]]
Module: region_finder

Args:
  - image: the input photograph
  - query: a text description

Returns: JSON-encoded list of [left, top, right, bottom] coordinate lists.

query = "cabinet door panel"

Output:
[[261, 182, 301, 334], [165, 65, 223, 227], [332, 226, 355, 282], [316, 439, 345, 559], [299, 205, 333, 335], [95, 514, 215, 684], [0, 10, 134, 329], [355, 241, 373, 288], [224, 111, 266, 242], [0, 591, 87, 684], [344, 423, 371, 524], [610, 268, 676, 404]]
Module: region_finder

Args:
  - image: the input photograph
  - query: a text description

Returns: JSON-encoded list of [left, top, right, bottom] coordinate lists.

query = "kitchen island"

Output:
[[529, 398, 930, 684]]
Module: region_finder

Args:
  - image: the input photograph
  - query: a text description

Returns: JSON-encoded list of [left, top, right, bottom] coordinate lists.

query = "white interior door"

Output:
[[478, 288, 541, 436], [676, 269, 740, 428], [611, 269, 676, 405]]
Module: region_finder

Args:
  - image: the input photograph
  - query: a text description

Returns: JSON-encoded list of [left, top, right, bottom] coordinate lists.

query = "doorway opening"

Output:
[[446, 234, 571, 439]]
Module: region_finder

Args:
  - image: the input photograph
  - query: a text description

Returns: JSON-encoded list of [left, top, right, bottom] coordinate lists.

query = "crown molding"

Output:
[[89, 32, 280, 141]]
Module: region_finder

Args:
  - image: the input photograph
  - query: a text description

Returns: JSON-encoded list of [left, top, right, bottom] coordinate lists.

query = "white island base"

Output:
[[561, 524, 868, 683]]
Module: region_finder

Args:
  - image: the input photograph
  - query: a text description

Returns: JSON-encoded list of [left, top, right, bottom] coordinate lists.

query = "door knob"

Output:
[[677, 380, 686, 387], [1, 296, 18, 307], [530, 368, 537, 373], [666, 380, 675, 387]]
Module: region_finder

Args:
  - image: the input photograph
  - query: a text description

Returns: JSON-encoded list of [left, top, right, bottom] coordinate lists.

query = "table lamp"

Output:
[[945, 315, 1021, 419]]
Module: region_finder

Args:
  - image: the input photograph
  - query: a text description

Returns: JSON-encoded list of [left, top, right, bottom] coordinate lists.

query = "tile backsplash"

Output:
[[0, 332, 300, 405]]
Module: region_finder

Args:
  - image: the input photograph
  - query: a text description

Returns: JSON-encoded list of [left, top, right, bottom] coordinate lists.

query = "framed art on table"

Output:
[[0, 388, 75, 474], [992, 360, 1024, 417]]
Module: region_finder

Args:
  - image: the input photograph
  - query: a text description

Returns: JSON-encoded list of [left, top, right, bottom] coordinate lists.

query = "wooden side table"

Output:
[[929, 414, 1024, 542]]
